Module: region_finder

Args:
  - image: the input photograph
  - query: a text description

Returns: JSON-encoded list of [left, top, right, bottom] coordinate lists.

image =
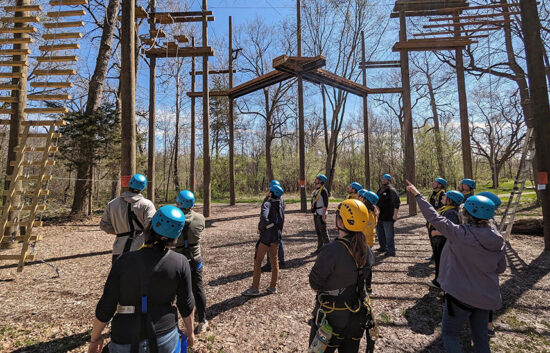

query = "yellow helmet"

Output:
[[337, 199, 369, 232]]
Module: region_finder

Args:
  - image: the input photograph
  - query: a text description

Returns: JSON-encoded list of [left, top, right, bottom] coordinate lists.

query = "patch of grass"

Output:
[[378, 312, 391, 324]]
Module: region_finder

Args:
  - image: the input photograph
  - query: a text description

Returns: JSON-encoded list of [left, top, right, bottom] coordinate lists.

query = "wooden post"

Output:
[[190, 37, 196, 193], [147, 0, 156, 203], [361, 30, 371, 190], [519, 0, 550, 251], [121, 0, 136, 189], [202, 0, 211, 217], [228, 16, 236, 205], [399, 11, 417, 215], [3, 0, 29, 248], [297, 0, 307, 212], [454, 14, 473, 179]]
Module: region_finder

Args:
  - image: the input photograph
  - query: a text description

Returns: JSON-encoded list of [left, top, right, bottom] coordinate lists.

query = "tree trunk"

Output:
[[426, 72, 446, 178], [71, 0, 119, 216], [174, 72, 181, 191]]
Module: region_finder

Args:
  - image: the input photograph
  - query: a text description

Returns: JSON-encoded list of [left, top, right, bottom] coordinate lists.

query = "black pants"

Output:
[[432, 236, 447, 281], [309, 303, 361, 353], [427, 225, 436, 257], [191, 263, 207, 323], [365, 267, 373, 291], [314, 215, 330, 250]]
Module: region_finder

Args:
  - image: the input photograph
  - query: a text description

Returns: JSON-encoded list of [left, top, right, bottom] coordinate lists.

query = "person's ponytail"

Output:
[[349, 231, 368, 268]]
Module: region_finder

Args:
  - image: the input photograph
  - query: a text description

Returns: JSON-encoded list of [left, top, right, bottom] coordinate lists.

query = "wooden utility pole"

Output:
[[297, 0, 307, 212], [399, 11, 417, 215], [3, 0, 29, 248], [361, 31, 371, 190], [202, 0, 211, 217], [453, 14, 473, 179], [519, 0, 550, 251], [190, 37, 196, 193], [228, 16, 236, 205], [121, 0, 136, 189], [147, 0, 156, 203]]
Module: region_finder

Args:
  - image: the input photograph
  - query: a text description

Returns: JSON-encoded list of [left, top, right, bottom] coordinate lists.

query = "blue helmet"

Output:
[[435, 177, 447, 187], [358, 188, 368, 198], [464, 195, 496, 220], [382, 174, 392, 181], [270, 185, 284, 198], [350, 182, 362, 192], [478, 191, 502, 208], [460, 178, 476, 189], [177, 190, 195, 209], [445, 190, 464, 205], [316, 174, 327, 183], [364, 190, 379, 205], [129, 174, 147, 191], [269, 180, 281, 187], [151, 205, 186, 239]]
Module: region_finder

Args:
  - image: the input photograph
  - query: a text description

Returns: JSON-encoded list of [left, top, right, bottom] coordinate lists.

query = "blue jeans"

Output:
[[442, 298, 490, 353], [108, 327, 179, 353], [376, 220, 396, 255]]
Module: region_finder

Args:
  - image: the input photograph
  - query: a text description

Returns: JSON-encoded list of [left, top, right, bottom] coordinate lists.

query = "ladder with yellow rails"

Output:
[[0, 0, 87, 271], [499, 127, 536, 240]]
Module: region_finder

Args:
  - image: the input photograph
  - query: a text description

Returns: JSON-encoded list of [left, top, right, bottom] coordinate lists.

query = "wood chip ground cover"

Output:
[[1, 203, 549, 352]]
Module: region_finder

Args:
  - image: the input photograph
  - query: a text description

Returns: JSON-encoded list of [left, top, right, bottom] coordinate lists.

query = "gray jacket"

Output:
[[417, 195, 506, 310], [100, 191, 156, 255]]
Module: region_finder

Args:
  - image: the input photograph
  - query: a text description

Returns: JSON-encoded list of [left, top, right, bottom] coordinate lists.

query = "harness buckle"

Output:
[[117, 305, 135, 314]]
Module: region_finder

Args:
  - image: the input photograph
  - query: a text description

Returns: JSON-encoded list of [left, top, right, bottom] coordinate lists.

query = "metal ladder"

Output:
[[499, 127, 536, 240]]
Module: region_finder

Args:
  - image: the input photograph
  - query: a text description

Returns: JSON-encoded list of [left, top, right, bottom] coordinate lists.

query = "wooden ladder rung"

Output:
[[36, 55, 78, 63], [20, 132, 61, 138], [39, 43, 80, 51], [47, 10, 86, 17], [14, 146, 59, 152], [2, 204, 47, 212], [3, 5, 43, 12], [0, 37, 33, 44], [0, 49, 31, 55], [0, 109, 15, 115], [0, 26, 36, 34], [25, 107, 68, 114], [28, 94, 71, 101], [0, 72, 26, 79], [34, 69, 76, 76], [21, 119, 66, 126], [0, 254, 37, 261], [10, 160, 56, 167], [44, 21, 84, 29], [1, 235, 42, 243], [5, 220, 43, 227], [31, 82, 73, 88], [0, 60, 28, 67], [0, 84, 19, 90], [3, 189, 50, 196], [174, 35, 189, 43], [0, 97, 18, 103], [0, 16, 40, 23], [42, 32, 82, 40], [6, 174, 53, 181], [50, 0, 89, 5]]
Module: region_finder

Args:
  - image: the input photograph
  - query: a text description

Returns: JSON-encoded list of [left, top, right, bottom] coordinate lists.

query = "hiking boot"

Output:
[[278, 261, 285, 269], [261, 264, 272, 272], [266, 286, 278, 294], [194, 320, 208, 334], [375, 248, 387, 253], [242, 287, 261, 297]]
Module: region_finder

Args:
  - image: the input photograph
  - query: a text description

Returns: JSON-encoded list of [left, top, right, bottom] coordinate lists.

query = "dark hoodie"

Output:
[[417, 195, 506, 310], [258, 198, 284, 245]]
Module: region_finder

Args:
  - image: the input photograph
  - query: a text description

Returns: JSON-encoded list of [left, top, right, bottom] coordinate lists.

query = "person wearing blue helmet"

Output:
[[311, 174, 330, 255], [376, 174, 400, 256], [358, 189, 379, 294], [243, 184, 285, 296], [89, 206, 196, 353], [428, 190, 464, 289], [459, 178, 476, 201], [406, 181, 506, 353], [173, 190, 208, 334], [262, 180, 286, 272], [100, 174, 156, 263], [426, 177, 448, 261], [347, 181, 363, 200]]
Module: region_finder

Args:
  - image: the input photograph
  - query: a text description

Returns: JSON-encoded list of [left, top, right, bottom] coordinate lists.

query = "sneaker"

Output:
[[278, 261, 286, 269], [194, 320, 208, 334], [488, 323, 496, 337], [242, 287, 261, 297], [375, 248, 387, 253], [261, 264, 272, 272], [266, 286, 278, 294], [424, 255, 434, 261], [429, 279, 441, 289]]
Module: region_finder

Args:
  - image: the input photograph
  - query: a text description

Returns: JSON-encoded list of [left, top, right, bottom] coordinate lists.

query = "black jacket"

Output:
[[258, 198, 285, 245]]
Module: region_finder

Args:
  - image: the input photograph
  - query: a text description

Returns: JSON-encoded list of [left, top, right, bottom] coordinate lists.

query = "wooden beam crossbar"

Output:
[[228, 70, 293, 99], [186, 91, 228, 98], [392, 38, 474, 52], [143, 46, 214, 58], [423, 19, 513, 28], [429, 11, 520, 22]]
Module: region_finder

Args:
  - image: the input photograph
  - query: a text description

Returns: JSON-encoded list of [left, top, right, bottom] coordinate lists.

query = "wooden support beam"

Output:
[[368, 87, 404, 94], [0, 254, 37, 261], [360, 64, 401, 69], [228, 70, 293, 99], [429, 11, 520, 22], [0, 119, 65, 126], [0, 72, 26, 79], [434, 2, 520, 13], [0, 97, 18, 103], [0, 26, 36, 34], [30, 82, 73, 88], [0, 16, 40, 23], [44, 21, 84, 28], [24, 107, 69, 114], [0, 84, 18, 90], [3, 189, 50, 196], [34, 69, 76, 76], [171, 16, 214, 23], [392, 38, 473, 52], [28, 94, 71, 100], [47, 10, 86, 17], [0, 61, 28, 67], [0, 49, 30, 55], [36, 55, 78, 62], [5, 174, 52, 181], [39, 43, 80, 51], [20, 132, 61, 138], [149, 29, 166, 37], [136, 6, 148, 18], [423, 19, 513, 29], [5, 220, 42, 227], [414, 27, 501, 36], [186, 90, 228, 98], [189, 69, 235, 75], [0, 37, 33, 45], [143, 46, 214, 58], [150, 11, 213, 17], [42, 32, 82, 40], [49, 0, 88, 5], [10, 160, 55, 167], [153, 13, 174, 24], [3, 5, 42, 11]]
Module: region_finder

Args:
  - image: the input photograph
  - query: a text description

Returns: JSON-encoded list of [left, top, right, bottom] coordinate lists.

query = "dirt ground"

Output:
[[1, 203, 549, 353]]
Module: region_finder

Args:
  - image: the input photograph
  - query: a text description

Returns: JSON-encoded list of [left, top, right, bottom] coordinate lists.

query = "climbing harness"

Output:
[[311, 185, 325, 214]]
